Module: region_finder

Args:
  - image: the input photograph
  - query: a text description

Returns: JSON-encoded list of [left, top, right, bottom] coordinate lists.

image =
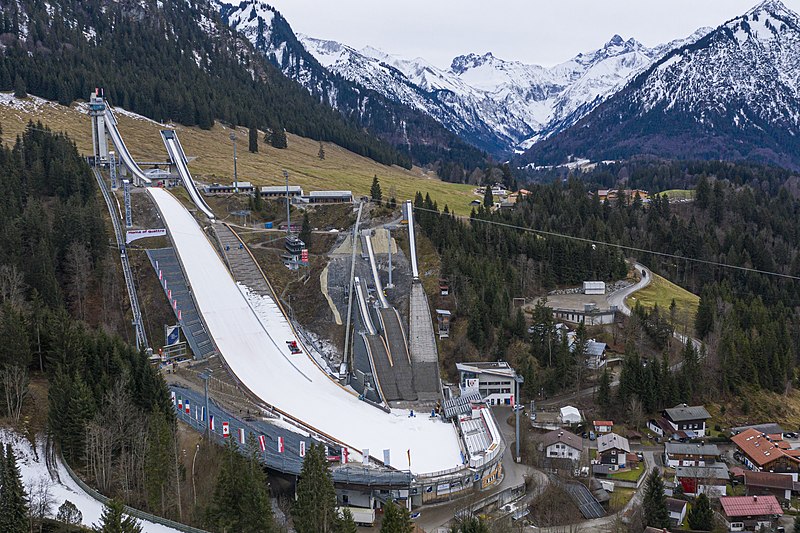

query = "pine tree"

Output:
[[687, 493, 714, 531], [93, 499, 142, 533], [794, 514, 800, 533], [335, 508, 358, 533], [0, 444, 29, 533], [270, 124, 288, 149], [292, 443, 339, 533], [248, 126, 258, 153], [642, 468, 669, 529], [695, 291, 714, 338], [483, 185, 493, 209], [370, 175, 382, 204], [318, 142, 325, 160], [300, 212, 312, 245], [449, 516, 490, 533], [597, 368, 611, 413], [253, 186, 264, 212], [56, 500, 82, 525], [13, 74, 26, 98], [380, 501, 413, 533], [144, 410, 174, 516]]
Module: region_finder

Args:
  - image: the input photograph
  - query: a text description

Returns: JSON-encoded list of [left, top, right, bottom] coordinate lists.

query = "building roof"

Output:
[[665, 442, 720, 457], [593, 420, 614, 427], [675, 463, 729, 481], [308, 190, 353, 198], [720, 495, 783, 518], [597, 433, 630, 454], [542, 429, 582, 451], [261, 185, 303, 193], [731, 428, 800, 468], [585, 341, 606, 357], [664, 404, 711, 422], [559, 406, 581, 422], [743, 471, 794, 491], [666, 497, 687, 513], [455, 361, 518, 379], [732, 422, 784, 435]]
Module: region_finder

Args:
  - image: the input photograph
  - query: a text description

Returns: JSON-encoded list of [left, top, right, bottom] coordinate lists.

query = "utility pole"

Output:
[[283, 169, 291, 235], [515, 405, 521, 462], [230, 132, 238, 193]]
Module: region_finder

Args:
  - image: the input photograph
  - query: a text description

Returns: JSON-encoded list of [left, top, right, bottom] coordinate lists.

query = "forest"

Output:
[[416, 160, 800, 405]]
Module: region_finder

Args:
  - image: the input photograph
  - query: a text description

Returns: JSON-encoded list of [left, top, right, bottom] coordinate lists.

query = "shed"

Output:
[[583, 281, 606, 295], [559, 406, 582, 425]]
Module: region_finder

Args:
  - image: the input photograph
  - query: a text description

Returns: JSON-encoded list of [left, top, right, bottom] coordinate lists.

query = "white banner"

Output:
[[125, 228, 166, 244]]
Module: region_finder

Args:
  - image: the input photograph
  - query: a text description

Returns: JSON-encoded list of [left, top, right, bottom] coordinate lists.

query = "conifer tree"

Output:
[[300, 212, 312, 245], [370, 175, 382, 204], [597, 368, 611, 413], [336, 508, 357, 533], [318, 142, 325, 160], [56, 500, 82, 525], [482, 184, 493, 209], [0, 444, 29, 533], [248, 126, 258, 153], [292, 443, 339, 533], [93, 499, 142, 533], [687, 493, 714, 531], [252, 186, 264, 212], [13, 74, 26, 98], [643, 468, 669, 529], [449, 516, 490, 533], [270, 124, 288, 149], [380, 501, 413, 533]]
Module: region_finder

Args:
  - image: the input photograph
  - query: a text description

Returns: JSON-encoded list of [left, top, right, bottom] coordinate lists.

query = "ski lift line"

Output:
[[409, 204, 800, 282], [103, 107, 152, 185]]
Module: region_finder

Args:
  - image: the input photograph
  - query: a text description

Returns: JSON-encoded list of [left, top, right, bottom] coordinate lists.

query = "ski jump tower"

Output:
[[89, 90, 109, 163]]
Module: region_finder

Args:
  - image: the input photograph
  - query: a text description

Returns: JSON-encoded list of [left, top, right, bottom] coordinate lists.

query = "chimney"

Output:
[[753, 495, 758, 501]]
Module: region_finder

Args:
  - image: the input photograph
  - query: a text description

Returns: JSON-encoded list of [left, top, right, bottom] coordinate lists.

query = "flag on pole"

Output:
[[342, 447, 348, 464], [238, 428, 246, 444], [194, 406, 199, 421], [299, 441, 306, 457], [155, 260, 159, 271], [209, 415, 215, 431], [170, 391, 176, 405], [383, 449, 390, 466], [222, 422, 230, 438], [184, 400, 190, 414], [164, 279, 167, 289], [178, 309, 182, 321], [173, 299, 178, 310], [324, 445, 329, 457], [159, 270, 162, 281], [201, 406, 205, 422], [177, 396, 183, 410], [277, 437, 284, 453], [168, 289, 172, 300], [510, 394, 515, 408], [258, 435, 266, 452], [362, 449, 369, 465]]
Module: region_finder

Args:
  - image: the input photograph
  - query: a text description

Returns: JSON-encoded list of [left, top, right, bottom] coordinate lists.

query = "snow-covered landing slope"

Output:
[[148, 188, 463, 475], [0, 429, 181, 532]]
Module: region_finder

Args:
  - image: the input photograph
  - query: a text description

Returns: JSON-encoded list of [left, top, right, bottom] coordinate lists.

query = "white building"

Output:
[[543, 429, 582, 461], [583, 281, 606, 295], [456, 361, 523, 406], [559, 405, 582, 425]]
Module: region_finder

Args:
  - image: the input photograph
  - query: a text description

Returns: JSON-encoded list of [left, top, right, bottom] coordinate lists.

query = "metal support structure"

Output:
[[386, 228, 394, 289], [230, 133, 238, 193], [343, 202, 364, 376], [283, 169, 291, 235], [123, 179, 132, 229], [515, 406, 521, 462], [92, 168, 147, 349], [109, 151, 118, 190]]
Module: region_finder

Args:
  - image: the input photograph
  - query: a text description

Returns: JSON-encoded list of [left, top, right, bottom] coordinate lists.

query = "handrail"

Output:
[[59, 450, 208, 533]]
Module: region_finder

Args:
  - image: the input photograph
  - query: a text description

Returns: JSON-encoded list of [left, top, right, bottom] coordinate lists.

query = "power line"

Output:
[[410, 204, 800, 282]]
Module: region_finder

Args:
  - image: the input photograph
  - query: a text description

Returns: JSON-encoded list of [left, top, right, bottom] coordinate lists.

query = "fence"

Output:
[[59, 450, 209, 533]]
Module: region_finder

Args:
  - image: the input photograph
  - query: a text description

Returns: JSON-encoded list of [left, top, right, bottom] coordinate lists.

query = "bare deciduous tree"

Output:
[[627, 396, 644, 430], [0, 264, 26, 309], [29, 475, 55, 533], [1, 364, 29, 422]]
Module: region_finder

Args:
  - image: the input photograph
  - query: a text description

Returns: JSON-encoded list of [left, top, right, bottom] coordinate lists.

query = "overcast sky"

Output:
[[267, 0, 800, 67]]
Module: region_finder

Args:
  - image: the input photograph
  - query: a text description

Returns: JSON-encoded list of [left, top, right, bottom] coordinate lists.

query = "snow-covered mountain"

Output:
[[300, 29, 711, 153], [522, 0, 800, 170]]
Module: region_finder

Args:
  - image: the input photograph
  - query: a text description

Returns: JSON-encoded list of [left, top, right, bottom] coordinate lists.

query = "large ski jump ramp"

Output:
[[148, 188, 463, 474]]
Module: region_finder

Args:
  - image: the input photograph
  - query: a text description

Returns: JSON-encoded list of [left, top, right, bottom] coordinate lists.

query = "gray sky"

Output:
[[267, 0, 800, 67]]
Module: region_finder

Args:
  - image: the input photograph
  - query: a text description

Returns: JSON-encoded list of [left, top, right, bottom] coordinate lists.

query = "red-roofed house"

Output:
[[593, 420, 613, 434], [720, 495, 783, 531]]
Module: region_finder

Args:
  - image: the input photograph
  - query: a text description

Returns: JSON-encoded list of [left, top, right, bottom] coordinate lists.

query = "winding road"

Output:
[[607, 262, 652, 316]]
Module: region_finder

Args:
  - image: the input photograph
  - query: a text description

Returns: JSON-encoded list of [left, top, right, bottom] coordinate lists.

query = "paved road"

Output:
[[607, 262, 652, 316]]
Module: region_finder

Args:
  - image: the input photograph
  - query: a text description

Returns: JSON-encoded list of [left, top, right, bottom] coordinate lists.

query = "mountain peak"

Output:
[[746, 0, 800, 22], [450, 52, 495, 74]]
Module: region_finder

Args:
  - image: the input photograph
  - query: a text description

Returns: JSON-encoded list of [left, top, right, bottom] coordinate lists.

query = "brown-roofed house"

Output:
[[542, 429, 582, 461], [743, 470, 796, 501], [731, 428, 800, 472]]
